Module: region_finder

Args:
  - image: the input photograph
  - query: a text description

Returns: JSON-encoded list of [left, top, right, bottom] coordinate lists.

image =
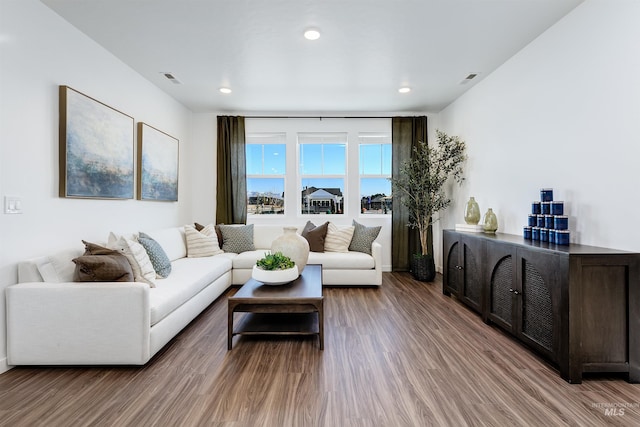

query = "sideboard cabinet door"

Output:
[[516, 248, 567, 364], [443, 231, 484, 314], [485, 240, 517, 333]]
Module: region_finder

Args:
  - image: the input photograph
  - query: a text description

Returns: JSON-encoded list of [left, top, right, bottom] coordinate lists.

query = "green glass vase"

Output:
[[483, 208, 498, 234], [464, 197, 481, 225]]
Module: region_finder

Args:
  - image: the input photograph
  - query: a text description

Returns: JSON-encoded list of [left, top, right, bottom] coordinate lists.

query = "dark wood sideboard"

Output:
[[443, 229, 640, 384]]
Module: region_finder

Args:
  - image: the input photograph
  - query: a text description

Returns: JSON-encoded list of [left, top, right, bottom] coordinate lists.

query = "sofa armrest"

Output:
[[371, 241, 383, 286], [6, 282, 151, 365]]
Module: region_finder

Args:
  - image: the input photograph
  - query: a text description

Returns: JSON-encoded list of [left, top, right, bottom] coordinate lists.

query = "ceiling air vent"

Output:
[[162, 72, 182, 85], [460, 73, 479, 85]]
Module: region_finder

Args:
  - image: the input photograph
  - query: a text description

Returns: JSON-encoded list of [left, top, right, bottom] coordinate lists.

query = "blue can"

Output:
[[532, 201, 541, 214], [540, 228, 549, 242], [551, 201, 564, 216], [541, 202, 551, 215], [537, 215, 545, 228], [528, 214, 537, 227], [532, 227, 540, 241], [544, 215, 554, 229], [548, 229, 557, 244], [557, 230, 570, 245], [540, 188, 553, 202], [554, 215, 569, 230], [524, 226, 532, 240]]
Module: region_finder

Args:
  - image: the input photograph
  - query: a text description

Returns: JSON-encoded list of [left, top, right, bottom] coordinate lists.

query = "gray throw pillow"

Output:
[[218, 224, 255, 253], [138, 232, 172, 278], [302, 221, 329, 252], [348, 220, 381, 255]]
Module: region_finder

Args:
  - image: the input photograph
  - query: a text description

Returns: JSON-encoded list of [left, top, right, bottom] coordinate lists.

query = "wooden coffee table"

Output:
[[227, 264, 323, 350]]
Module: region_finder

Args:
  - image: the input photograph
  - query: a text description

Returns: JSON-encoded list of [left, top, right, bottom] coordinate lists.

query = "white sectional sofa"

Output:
[[225, 224, 382, 287], [6, 223, 382, 366]]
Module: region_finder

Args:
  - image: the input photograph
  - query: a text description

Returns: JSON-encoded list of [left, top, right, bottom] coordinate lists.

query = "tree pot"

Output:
[[411, 254, 436, 282]]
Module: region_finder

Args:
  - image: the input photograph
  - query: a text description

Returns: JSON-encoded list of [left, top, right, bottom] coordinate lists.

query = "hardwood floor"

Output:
[[1, 272, 639, 426]]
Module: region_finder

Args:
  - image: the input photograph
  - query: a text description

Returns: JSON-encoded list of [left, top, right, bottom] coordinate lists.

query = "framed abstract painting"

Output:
[[137, 122, 179, 201], [59, 85, 135, 199]]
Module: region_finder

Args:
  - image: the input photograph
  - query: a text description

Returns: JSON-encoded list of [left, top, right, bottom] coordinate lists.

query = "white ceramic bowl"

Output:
[[251, 265, 299, 285]]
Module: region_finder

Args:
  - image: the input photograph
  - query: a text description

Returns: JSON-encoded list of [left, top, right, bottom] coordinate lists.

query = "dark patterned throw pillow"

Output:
[[138, 232, 172, 278], [348, 220, 381, 255], [218, 224, 255, 253]]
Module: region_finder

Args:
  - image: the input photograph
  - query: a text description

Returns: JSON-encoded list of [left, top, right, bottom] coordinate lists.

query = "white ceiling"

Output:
[[41, 0, 584, 114]]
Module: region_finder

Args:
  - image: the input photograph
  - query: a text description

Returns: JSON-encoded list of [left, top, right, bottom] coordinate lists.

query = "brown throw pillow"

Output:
[[72, 255, 134, 282], [215, 224, 224, 247], [72, 241, 134, 282], [82, 240, 116, 256], [302, 221, 329, 252], [194, 222, 205, 232]]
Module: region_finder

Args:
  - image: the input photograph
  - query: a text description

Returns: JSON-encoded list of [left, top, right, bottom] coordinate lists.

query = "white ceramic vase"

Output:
[[251, 265, 298, 286], [270, 226, 310, 274]]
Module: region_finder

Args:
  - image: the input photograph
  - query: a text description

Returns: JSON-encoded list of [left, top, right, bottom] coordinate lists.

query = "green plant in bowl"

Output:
[[255, 252, 295, 271]]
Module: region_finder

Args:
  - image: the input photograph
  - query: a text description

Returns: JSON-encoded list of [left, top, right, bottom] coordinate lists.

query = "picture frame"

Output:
[[59, 85, 135, 199], [137, 122, 179, 201]]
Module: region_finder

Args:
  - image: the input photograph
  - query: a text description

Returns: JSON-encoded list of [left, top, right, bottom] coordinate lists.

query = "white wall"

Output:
[[438, 0, 640, 253], [0, 0, 194, 372]]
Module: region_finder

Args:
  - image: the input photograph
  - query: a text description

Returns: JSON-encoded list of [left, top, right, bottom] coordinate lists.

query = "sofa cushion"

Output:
[[218, 224, 255, 253], [138, 232, 172, 278], [184, 224, 223, 257], [348, 220, 381, 255], [230, 250, 270, 270], [107, 233, 156, 287], [302, 221, 329, 252], [307, 251, 375, 269], [324, 223, 355, 253], [144, 227, 187, 261], [149, 255, 232, 325]]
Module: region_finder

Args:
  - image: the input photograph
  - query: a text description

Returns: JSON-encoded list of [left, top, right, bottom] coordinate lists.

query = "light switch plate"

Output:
[[4, 196, 23, 214]]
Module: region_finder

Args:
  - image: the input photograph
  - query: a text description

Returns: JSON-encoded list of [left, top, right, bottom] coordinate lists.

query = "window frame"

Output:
[[245, 133, 287, 217], [297, 133, 348, 216], [358, 132, 392, 217]]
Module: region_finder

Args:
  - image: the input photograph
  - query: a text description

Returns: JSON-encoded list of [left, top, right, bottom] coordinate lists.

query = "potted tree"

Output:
[[390, 130, 466, 282]]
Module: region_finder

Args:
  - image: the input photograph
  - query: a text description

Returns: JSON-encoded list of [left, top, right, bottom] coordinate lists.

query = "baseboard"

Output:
[[382, 264, 392, 272], [0, 357, 12, 374]]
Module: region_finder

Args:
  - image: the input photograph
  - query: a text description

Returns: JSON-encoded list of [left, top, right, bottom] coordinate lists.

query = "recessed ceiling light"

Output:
[[398, 87, 411, 93], [219, 87, 232, 94], [304, 29, 320, 40]]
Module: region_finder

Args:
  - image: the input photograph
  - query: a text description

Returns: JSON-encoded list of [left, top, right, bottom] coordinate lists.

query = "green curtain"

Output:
[[216, 116, 247, 224], [391, 116, 432, 271]]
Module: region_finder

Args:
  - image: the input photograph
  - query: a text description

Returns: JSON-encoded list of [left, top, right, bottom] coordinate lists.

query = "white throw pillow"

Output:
[[35, 249, 81, 282], [107, 232, 156, 287], [324, 223, 355, 253], [184, 224, 223, 257]]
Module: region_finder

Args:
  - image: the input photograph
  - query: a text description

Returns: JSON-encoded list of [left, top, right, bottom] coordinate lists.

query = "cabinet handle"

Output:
[[509, 288, 514, 293], [513, 290, 520, 295], [456, 265, 463, 270]]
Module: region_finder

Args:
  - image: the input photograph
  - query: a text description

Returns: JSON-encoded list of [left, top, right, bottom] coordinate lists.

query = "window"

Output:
[[246, 133, 286, 215], [244, 118, 391, 219], [299, 133, 346, 215], [359, 133, 392, 215]]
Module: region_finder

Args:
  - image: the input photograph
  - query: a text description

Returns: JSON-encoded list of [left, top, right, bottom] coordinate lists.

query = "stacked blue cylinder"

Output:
[[523, 188, 570, 245]]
